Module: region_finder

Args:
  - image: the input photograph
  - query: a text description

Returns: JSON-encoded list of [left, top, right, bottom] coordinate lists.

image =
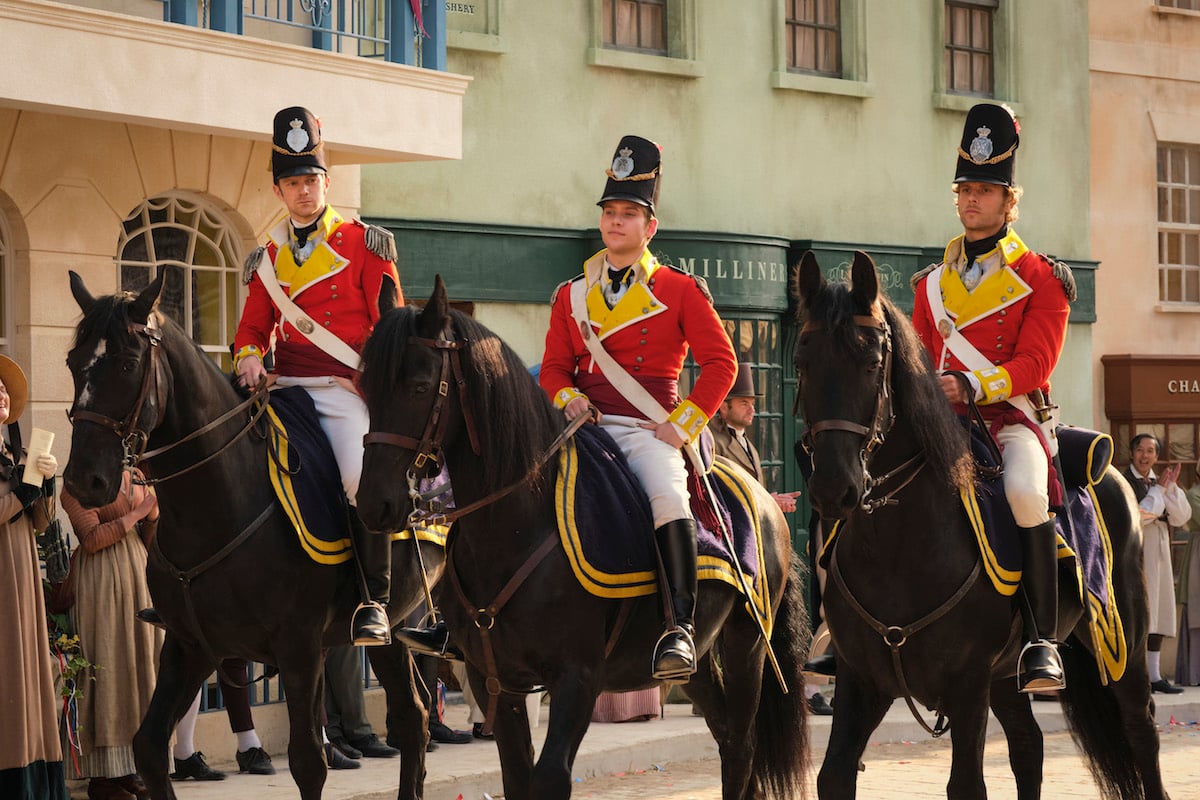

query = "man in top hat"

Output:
[[911, 103, 1075, 693], [538, 135, 737, 679], [710, 363, 800, 514], [233, 106, 403, 647]]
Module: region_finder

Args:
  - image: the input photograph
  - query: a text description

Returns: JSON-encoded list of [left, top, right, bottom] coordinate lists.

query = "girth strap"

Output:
[[446, 533, 558, 731], [829, 539, 981, 737]]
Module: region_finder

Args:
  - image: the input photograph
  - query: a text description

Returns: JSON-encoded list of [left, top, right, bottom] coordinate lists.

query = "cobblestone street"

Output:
[[570, 720, 1200, 799]]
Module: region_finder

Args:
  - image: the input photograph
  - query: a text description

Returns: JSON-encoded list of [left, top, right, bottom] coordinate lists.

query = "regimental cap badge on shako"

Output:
[[598, 135, 662, 214], [954, 103, 1019, 187], [271, 106, 327, 181]]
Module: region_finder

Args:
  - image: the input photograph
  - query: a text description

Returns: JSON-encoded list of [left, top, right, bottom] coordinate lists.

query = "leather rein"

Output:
[[69, 316, 271, 484], [800, 314, 924, 513], [361, 329, 597, 729], [802, 312, 980, 736], [70, 316, 276, 688]]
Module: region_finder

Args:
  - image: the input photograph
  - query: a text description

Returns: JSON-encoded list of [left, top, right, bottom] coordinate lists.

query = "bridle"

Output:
[[362, 332, 481, 478], [68, 316, 270, 483], [799, 313, 924, 513], [361, 329, 587, 526]]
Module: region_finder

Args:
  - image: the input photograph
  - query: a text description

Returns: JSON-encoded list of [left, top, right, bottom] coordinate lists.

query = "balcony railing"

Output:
[[162, 0, 445, 69]]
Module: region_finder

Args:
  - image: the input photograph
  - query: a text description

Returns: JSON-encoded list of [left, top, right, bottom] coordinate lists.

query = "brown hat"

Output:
[[726, 363, 760, 399], [0, 355, 28, 423]]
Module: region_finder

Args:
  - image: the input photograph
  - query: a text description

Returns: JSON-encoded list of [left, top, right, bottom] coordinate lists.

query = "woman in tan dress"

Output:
[[60, 468, 162, 800], [0, 355, 67, 800]]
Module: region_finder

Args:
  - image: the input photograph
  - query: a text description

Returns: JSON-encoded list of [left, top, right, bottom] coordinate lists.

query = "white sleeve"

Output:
[[1164, 485, 1192, 527], [1140, 486, 1166, 518]]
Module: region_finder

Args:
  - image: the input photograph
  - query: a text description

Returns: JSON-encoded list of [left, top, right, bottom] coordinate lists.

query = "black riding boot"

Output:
[[349, 512, 392, 646], [651, 519, 698, 680], [1017, 518, 1065, 692]]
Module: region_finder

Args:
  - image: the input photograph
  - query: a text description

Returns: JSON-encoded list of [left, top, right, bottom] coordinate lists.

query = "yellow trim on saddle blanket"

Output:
[[266, 406, 447, 565], [554, 437, 772, 635], [962, 484, 1127, 683], [819, 486, 1127, 684]]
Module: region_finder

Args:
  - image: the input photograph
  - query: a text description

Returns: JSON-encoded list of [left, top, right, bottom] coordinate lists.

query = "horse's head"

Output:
[[357, 275, 466, 530], [792, 250, 895, 520], [63, 270, 169, 506]]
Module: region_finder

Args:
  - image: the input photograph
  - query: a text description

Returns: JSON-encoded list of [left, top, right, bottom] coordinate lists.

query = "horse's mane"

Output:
[[362, 307, 563, 495], [70, 291, 238, 396], [801, 284, 974, 491]]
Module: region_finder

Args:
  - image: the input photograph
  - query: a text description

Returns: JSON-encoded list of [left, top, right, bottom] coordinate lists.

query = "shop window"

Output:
[[1157, 144, 1200, 306], [680, 313, 785, 491], [117, 194, 243, 372], [1158, 0, 1200, 10]]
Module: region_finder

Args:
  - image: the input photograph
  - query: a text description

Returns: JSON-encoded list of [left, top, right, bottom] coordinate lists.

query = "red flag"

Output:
[[409, 0, 429, 38]]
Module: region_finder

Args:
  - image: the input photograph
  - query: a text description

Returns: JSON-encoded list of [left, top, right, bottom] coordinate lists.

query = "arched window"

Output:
[[117, 194, 243, 371]]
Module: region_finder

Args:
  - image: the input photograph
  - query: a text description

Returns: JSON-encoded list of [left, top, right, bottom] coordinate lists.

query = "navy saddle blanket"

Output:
[[963, 423, 1127, 681], [554, 425, 772, 627], [265, 387, 447, 566]]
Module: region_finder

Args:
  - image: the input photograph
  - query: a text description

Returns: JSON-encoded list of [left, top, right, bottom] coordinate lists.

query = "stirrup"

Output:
[[651, 626, 696, 681], [351, 601, 392, 647], [1017, 640, 1065, 693]]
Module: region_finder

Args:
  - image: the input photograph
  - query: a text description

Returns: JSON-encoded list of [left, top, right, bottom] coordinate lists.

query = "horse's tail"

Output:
[[751, 551, 812, 799], [1059, 637, 1147, 800]]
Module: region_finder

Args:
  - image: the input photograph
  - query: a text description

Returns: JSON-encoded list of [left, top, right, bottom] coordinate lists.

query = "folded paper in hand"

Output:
[[22, 428, 54, 488]]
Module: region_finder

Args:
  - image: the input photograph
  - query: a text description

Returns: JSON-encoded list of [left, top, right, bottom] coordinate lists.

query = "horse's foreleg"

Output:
[[988, 679, 1043, 800], [531, 671, 599, 800], [816, 670, 890, 800], [133, 633, 211, 800], [942, 687, 991, 800], [367, 642, 428, 800], [277, 643, 328, 800], [712, 627, 767, 800], [466, 665, 536, 799]]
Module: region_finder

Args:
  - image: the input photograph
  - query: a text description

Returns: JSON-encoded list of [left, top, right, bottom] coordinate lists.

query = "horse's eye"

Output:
[[121, 359, 139, 373]]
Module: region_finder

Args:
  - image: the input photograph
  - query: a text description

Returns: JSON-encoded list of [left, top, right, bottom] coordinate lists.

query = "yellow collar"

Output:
[[267, 205, 347, 250], [943, 227, 1029, 269]]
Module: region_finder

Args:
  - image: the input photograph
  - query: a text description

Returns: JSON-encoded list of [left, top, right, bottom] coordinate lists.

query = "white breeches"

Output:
[[997, 423, 1050, 528], [275, 376, 368, 507], [600, 415, 691, 528]]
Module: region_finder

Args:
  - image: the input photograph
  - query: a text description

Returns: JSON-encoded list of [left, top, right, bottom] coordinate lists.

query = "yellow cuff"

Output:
[[553, 387, 586, 409], [973, 365, 1013, 404], [667, 399, 710, 444], [233, 345, 263, 371]]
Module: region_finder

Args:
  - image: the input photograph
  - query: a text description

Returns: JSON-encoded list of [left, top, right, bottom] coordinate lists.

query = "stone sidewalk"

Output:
[[90, 689, 1199, 800]]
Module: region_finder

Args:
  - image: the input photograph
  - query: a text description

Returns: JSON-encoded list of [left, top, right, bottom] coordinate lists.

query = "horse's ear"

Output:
[[129, 268, 169, 324], [378, 274, 399, 317], [68, 270, 96, 314], [849, 251, 880, 311], [794, 250, 825, 308], [417, 274, 451, 338]]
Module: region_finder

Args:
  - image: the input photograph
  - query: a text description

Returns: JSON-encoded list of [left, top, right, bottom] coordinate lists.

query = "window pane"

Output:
[[615, 0, 636, 47], [640, 4, 663, 50], [1168, 424, 1195, 462]]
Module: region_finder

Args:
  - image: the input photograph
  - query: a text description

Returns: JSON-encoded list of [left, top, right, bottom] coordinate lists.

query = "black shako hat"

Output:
[[954, 103, 1019, 187], [271, 106, 327, 181], [597, 135, 662, 214]]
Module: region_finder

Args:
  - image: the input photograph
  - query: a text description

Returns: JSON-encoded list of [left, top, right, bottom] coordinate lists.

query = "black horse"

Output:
[[354, 276, 810, 800], [792, 251, 1168, 799], [62, 271, 444, 800]]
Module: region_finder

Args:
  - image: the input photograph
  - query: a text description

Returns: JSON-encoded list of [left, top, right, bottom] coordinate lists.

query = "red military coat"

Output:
[[540, 247, 736, 444], [911, 228, 1071, 412], [233, 205, 402, 379]]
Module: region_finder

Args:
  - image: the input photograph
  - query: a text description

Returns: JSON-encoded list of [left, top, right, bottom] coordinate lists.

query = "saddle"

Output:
[[963, 420, 1128, 683], [555, 424, 773, 632], [264, 386, 447, 565]]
